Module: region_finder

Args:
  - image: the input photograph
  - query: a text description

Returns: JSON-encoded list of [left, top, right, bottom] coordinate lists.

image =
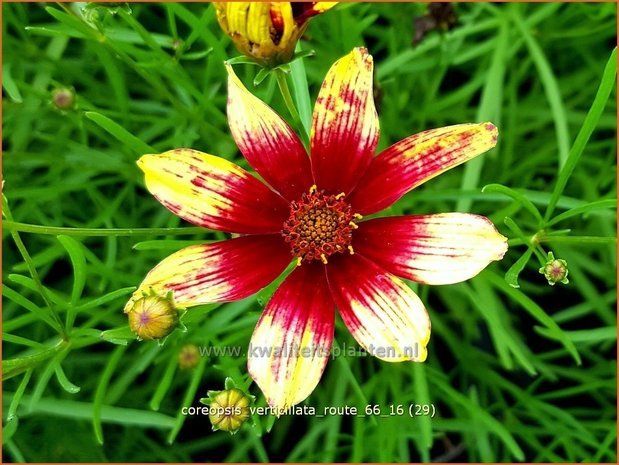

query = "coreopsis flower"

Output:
[[214, 2, 337, 67], [125, 47, 507, 411]]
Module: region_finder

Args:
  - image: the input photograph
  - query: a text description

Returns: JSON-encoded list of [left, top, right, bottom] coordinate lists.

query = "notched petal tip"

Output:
[[351, 46, 372, 71]]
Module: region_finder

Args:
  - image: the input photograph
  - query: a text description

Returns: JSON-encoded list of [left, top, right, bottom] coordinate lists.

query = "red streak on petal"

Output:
[[190, 176, 206, 188]]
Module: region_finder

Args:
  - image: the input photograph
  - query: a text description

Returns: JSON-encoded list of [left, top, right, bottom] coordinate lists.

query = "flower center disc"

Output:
[[282, 186, 360, 264]]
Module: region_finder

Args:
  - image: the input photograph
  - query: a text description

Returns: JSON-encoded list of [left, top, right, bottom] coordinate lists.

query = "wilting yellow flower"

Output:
[[214, 2, 337, 67]]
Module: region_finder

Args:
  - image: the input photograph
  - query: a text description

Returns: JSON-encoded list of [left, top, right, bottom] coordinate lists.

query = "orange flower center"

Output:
[[282, 186, 362, 265]]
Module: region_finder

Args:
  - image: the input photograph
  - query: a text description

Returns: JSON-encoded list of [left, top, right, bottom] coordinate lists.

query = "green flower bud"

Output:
[[178, 344, 201, 370], [539, 251, 569, 286], [125, 289, 179, 340], [200, 379, 254, 434], [52, 88, 76, 111]]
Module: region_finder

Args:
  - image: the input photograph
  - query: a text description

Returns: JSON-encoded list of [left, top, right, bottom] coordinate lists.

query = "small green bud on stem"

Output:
[[539, 251, 569, 286]]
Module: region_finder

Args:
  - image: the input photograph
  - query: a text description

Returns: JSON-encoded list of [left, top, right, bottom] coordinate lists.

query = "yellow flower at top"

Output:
[[214, 2, 337, 67]]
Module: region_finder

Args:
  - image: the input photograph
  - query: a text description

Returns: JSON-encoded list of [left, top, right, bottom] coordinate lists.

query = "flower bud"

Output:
[[52, 88, 76, 111], [539, 251, 569, 286], [178, 343, 201, 370], [125, 289, 179, 340], [200, 380, 254, 434], [214, 2, 336, 67]]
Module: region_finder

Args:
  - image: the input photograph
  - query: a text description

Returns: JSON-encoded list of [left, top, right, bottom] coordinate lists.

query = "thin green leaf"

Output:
[[2, 63, 23, 103], [73, 286, 135, 313], [93, 345, 127, 444], [482, 183, 543, 224], [2, 286, 60, 335], [253, 67, 272, 87], [54, 363, 81, 394], [3, 220, 203, 237], [100, 326, 135, 345], [546, 199, 617, 227], [289, 42, 313, 138], [433, 381, 525, 460], [166, 355, 207, 444], [487, 271, 581, 365], [57, 235, 87, 308], [84, 111, 154, 155], [412, 363, 433, 455], [44, 6, 98, 38], [535, 326, 617, 344], [457, 18, 508, 211], [6, 392, 176, 428], [6, 369, 33, 422], [132, 239, 207, 251], [511, 6, 570, 168], [225, 55, 259, 66], [543, 47, 617, 221], [149, 354, 179, 411], [2, 333, 46, 349], [504, 247, 534, 288]]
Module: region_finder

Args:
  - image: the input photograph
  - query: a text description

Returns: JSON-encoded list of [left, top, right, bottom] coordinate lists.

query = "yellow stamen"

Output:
[[348, 245, 355, 255], [335, 192, 346, 200], [309, 185, 317, 194], [349, 221, 359, 229], [353, 213, 363, 220], [336, 245, 342, 250], [320, 254, 328, 264], [296, 257, 302, 267]]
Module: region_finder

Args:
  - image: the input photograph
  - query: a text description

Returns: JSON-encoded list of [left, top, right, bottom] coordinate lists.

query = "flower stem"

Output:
[[2, 197, 67, 340], [2, 220, 204, 237], [275, 68, 309, 146], [539, 235, 617, 245]]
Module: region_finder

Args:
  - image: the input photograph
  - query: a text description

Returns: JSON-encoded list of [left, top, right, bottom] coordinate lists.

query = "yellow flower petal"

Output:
[[248, 263, 334, 412], [311, 47, 379, 194], [226, 64, 312, 200], [124, 236, 292, 312], [138, 149, 289, 234], [350, 123, 498, 215], [355, 213, 508, 285], [327, 255, 431, 362]]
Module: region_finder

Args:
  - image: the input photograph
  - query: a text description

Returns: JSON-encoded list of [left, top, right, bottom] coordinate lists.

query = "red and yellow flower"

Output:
[[215, 2, 337, 67], [125, 47, 507, 411]]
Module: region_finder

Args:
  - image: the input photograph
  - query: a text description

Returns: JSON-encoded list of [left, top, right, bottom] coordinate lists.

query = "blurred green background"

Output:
[[2, 2, 617, 462]]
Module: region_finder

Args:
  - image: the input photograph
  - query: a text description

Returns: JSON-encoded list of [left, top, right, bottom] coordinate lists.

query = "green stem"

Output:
[[539, 235, 617, 245], [2, 221, 204, 237], [2, 198, 67, 340], [274, 69, 309, 145]]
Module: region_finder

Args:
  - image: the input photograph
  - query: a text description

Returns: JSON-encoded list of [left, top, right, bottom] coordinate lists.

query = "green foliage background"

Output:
[[2, 2, 617, 462]]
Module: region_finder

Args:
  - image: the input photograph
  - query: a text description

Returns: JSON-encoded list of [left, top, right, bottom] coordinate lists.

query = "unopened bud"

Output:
[[178, 344, 200, 370], [200, 379, 254, 434], [214, 2, 336, 67], [125, 289, 179, 340], [52, 88, 76, 111], [539, 252, 569, 286]]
